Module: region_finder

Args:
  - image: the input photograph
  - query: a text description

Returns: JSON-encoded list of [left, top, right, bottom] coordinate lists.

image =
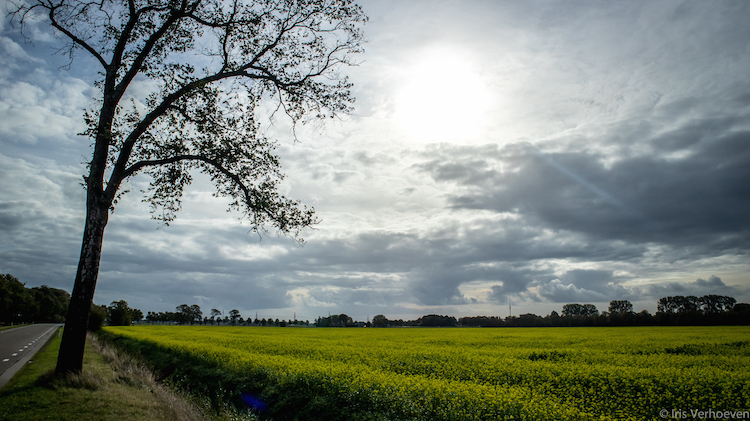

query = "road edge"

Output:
[[0, 324, 62, 390]]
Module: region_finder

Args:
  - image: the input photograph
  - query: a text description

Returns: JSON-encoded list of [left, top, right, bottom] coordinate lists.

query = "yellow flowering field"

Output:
[[102, 325, 750, 420]]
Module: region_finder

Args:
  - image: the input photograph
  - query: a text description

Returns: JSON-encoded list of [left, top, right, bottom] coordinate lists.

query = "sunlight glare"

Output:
[[393, 49, 492, 144]]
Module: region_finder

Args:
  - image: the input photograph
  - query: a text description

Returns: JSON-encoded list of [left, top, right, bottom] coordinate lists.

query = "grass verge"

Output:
[[0, 324, 28, 332], [98, 330, 395, 421], [0, 330, 241, 421]]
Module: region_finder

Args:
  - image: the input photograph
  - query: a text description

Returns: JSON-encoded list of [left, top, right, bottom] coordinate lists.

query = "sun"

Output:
[[392, 48, 492, 144]]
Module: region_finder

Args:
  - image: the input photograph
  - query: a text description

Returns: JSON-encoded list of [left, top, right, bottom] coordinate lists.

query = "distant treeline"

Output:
[[144, 305, 311, 327], [373, 296, 749, 328], [4, 272, 748, 329], [0, 274, 70, 324], [139, 298, 747, 328], [0, 273, 144, 330]]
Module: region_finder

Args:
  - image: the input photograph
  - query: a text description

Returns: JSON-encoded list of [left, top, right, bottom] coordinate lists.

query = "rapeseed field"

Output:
[[103, 325, 750, 420]]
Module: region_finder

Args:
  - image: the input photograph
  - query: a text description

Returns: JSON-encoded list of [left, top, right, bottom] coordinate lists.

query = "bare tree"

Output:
[[9, 0, 366, 375]]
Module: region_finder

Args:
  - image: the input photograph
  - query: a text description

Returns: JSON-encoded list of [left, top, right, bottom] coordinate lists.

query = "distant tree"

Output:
[[211, 308, 222, 325], [730, 304, 750, 325], [190, 304, 203, 324], [699, 295, 736, 313], [0, 274, 34, 324], [634, 310, 656, 326], [88, 304, 108, 331], [657, 297, 677, 314], [561, 303, 599, 317], [0, 277, 73, 324], [372, 314, 389, 327], [131, 308, 144, 323], [545, 311, 561, 326], [517, 313, 545, 327], [107, 300, 136, 326], [28, 285, 70, 322], [608, 300, 633, 314], [229, 309, 241, 325], [176, 304, 190, 324], [418, 314, 457, 327], [581, 304, 599, 317], [681, 296, 700, 313], [459, 316, 504, 327], [561, 303, 579, 317], [655, 295, 740, 325], [561, 303, 584, 317], [605, 300, 635, 325], [657, 296, 700, 314], [337, 314, 353, 327]]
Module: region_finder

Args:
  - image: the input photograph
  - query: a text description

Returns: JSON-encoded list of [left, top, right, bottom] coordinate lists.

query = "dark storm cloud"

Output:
[[95, 270, 291, 312], [407, 267, 474, 306], [305, 286, 406, 308], [86, 219, 612, 309], [293, 231, 423, 273], [417, 116, 750, 253], [0, 156, 84, 290], [284, 217, 654, 306], [534, 280, 608, 304], [644, 275, 744, 301], [531, 270, 638, 304]]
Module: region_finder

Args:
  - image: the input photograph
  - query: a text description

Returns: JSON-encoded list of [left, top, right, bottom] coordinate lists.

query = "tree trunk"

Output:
[[55, 195, 109, 375]]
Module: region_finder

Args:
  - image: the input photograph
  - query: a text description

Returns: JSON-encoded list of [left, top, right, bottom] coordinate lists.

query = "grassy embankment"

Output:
[[0, 329, 240, 421]]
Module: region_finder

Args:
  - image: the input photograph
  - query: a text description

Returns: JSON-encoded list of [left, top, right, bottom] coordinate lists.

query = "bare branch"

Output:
[[33, 1, 109, 68]]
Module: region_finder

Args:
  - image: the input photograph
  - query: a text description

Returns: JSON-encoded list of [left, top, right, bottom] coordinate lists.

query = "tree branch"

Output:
[[109, 1, 164, 79], [44, 2, 108, 68], [122, 153, 288, 228], [111, 5, 184, 101]]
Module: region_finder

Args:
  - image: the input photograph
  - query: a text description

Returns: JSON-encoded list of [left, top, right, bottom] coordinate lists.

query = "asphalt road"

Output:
[[0, 323, 62, 389]]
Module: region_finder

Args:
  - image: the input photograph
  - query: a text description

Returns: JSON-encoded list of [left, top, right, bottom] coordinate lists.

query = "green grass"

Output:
[[0, 330, 214, 421]]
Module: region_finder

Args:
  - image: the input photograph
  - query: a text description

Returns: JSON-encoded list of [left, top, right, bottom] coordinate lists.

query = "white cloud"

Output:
[[536, 279, 608, 303], [0, 36, 44, 63]]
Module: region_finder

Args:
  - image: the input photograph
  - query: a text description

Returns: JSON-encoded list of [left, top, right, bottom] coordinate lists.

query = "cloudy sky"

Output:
[[1, 0, 749, 322]]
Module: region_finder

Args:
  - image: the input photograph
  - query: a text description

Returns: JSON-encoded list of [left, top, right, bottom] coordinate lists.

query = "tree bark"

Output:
[[55, 192, 109, 375]]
